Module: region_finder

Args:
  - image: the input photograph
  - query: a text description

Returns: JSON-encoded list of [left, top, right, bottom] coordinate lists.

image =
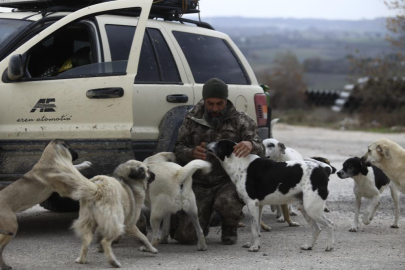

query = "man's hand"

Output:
[[192, 142, 207, 160], [233, 141, 253, 158]]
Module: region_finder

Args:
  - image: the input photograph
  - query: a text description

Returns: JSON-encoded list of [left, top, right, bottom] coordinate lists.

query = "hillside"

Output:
[[199, 17, 396, 89]]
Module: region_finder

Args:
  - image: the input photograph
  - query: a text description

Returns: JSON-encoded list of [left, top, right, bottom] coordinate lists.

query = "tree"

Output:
[[262, 52, 307, 110], [347, 1, 405, 126]]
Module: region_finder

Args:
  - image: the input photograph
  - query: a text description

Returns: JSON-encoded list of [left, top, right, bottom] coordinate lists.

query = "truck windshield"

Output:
[[0, 19, 31, 50]]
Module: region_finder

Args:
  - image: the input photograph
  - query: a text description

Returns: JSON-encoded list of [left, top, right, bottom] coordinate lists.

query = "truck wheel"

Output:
[[40, 192, 80, 212]]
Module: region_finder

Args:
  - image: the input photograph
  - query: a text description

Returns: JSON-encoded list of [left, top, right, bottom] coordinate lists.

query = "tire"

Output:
[[40, 192, 80, 212]]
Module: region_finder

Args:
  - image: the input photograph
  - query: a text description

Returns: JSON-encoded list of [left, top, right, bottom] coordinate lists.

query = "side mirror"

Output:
[[7, 54, 24, 81]]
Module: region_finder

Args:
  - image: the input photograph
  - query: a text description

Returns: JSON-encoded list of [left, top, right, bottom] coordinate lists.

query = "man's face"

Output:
[[204, 98, 227, 115], [204, 98, 227, 129]]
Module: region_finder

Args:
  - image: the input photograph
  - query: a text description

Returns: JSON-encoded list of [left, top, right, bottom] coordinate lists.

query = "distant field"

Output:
[[253, 66, 351, 90], [303, 72, 352, 90]]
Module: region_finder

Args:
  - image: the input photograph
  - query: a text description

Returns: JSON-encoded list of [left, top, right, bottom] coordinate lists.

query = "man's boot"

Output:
[[221, 226, 237, 245]]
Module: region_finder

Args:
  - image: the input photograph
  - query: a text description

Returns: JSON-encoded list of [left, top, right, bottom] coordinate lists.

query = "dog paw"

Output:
[[260, 223, 272, 231], [248, 245, 260, 252], [139, 246, 158, 254], [325, 246, 334, 252], [390, 224, 399, 229], [197, 244, 208, 251], [300, 244, 313, 251], [75, 257, 86, 264], [242, 242, 251, 248], [288, 221, 300, 227], [277, 217, 285, 223], [290, 211, 298, 216], [109, 260, 122, 268], [349, 227, 358, 232], [362, 219, 370, 226], [75, 161, 92, 170], [83, 161, 92, 167]]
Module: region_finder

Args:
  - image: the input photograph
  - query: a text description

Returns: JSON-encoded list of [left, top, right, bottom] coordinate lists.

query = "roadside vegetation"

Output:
[[209, 2, 405, 131]]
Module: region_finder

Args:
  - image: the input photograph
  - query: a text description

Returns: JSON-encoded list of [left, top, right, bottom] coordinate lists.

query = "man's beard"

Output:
[[204, 106, 228, 130]]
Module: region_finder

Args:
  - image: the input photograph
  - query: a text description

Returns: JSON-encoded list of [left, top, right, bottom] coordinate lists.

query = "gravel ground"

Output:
[[5, 124, 405, 270]]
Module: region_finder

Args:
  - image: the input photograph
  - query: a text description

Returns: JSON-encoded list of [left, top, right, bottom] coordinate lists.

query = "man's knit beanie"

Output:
[[202, 78, 228, 100]]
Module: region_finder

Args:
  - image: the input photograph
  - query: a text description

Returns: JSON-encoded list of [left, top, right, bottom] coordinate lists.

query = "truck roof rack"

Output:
[[0, 0, 200, 17]]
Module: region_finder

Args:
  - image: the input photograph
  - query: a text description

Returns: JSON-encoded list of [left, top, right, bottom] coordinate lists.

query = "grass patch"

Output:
[[272, 108, 405, 133]]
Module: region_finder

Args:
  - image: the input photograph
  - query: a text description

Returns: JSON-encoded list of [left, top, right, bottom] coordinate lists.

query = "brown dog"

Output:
[[0, 139, 90, 270]]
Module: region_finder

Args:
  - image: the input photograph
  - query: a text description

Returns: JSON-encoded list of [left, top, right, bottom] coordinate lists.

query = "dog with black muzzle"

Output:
[[0, 139, 91, 270], [207, 139, 335, 252], [337, 157, 400, 231], [59, 160, 158, 268]]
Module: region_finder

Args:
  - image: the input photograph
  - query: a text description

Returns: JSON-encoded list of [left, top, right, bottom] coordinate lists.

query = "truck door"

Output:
[[96, 17, 195, 159], [0, 0, 152, 179]]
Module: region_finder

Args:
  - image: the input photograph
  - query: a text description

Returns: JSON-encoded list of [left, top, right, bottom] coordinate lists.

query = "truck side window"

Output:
[[27, 23, 95, 78], [105, 25, 180, 84], [148, 28, 181, 83], [172, 31, 249, 85]]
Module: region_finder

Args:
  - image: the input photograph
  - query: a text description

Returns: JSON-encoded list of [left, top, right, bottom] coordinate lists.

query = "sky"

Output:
[[0, 0, 399, 20], [191, 0, 399, 20]]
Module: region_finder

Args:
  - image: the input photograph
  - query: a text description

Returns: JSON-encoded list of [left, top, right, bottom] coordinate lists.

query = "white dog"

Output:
[[263, 138, 304, 162], [361, 138, 405, 195], [50, 159, 158, 268], [143, 152, 211, 251], [207, 140, 335, 252], [337, 157, 400, 231]]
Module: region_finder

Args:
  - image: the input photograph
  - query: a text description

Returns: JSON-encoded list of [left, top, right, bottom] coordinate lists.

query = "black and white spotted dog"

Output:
[[337, 157, 400, 231], [207, 140, 335, 252]]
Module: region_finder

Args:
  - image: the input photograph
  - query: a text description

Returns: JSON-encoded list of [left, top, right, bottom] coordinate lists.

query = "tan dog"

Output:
[[58, 160, 157, 268], [361, 138, 405, 196], [143, 152, 211, 250], [0, 139, 91, 270]]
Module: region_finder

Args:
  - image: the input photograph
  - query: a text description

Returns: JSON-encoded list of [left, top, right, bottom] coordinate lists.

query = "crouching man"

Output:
[[170, 78, 265, 245]]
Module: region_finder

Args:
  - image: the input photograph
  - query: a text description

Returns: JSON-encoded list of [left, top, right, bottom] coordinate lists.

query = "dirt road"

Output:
[[6, 124, 405, 270]]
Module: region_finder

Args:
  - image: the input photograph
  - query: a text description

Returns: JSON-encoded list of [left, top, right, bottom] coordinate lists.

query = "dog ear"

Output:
[[382, 145, 391, 159], [360, 163, 369, 175], [377, 144, 390, 159], [278, 143, 286, 154], [128, 167, 146, 179]]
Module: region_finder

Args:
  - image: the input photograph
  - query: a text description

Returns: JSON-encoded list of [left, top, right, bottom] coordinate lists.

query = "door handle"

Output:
[[166, 94, 188, 103], [86, 88, 124, 99]]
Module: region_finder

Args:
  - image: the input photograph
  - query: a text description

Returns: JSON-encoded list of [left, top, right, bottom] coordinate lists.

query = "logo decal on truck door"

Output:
[[30, 99, 56, 113]]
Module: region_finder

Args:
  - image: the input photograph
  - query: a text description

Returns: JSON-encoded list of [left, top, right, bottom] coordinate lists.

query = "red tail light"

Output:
[[254, 93, 268, 127]]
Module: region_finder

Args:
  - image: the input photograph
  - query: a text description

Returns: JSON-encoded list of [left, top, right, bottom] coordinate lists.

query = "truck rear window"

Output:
[[172, 31, 249, 85]]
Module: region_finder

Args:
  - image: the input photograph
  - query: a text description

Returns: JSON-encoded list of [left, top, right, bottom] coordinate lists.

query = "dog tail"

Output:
[[0, 229, 14, 236], [51, 171, 99, 201], [305, 157, 337, 175], [175, 160, 212, 185], [70, 176, 103, 201]]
